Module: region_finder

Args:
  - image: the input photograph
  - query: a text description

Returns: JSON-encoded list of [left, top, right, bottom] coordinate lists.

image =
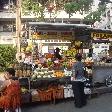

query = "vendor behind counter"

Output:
[[54, 47, 62, 60]]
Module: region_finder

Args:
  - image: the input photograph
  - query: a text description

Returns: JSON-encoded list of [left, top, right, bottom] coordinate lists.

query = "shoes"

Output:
[[74, 102, 87, 108]]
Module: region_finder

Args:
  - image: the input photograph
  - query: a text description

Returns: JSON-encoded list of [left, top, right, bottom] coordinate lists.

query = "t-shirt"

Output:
[[72, 61, 85, 80]]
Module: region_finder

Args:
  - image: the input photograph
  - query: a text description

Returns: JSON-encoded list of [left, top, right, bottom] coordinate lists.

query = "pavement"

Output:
[[22, 93, 112, 112]]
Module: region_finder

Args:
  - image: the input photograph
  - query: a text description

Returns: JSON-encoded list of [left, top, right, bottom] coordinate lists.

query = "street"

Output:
[[22, 93, 112, 112]]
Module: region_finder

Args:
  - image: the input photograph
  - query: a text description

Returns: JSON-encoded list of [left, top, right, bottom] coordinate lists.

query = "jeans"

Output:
[[72, 81, 87, 108]]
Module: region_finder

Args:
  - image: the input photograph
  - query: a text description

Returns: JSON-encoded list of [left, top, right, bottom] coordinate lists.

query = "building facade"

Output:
[[0, 1, 86, 45]]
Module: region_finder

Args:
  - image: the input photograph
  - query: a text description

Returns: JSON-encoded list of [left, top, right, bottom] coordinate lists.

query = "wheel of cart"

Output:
[[105, 75, 112, 87]]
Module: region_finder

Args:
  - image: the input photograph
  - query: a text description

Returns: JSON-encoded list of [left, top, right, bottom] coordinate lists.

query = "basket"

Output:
[[38, 90, 52, 101], [32, 94, 40, 102], [53, 87, 64, 99], [31, 90, 40, 102]]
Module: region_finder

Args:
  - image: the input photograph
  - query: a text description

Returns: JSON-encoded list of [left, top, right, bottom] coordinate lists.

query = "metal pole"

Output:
[[16, 0, 21, 57]]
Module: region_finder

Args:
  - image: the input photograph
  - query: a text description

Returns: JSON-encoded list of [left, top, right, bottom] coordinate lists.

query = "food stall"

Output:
[[14, 24, 112, 104], [18, 22, 92, 104]]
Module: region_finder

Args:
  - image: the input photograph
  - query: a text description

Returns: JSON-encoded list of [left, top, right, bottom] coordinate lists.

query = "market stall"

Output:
[[1, 24, 112, 105], [17, 22, 92, 104]]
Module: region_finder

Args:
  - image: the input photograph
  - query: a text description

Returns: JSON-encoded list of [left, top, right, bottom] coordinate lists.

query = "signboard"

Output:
[[32, 31, 73, 40], [91, 32, 112, 39]]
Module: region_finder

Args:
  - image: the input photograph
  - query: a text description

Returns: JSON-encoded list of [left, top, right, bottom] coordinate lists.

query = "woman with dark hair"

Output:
[[71, 53, 87, 108], [0, 68, 21, 112]]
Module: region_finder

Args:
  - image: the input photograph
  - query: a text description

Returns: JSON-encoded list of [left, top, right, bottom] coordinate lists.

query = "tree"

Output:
[[84, 5, 106, 25], [22, 0, 94, 21], [64, 2, 79, 18], [84, 0, 112, 25], [22, 0, 68, 21], [22, 0, 45, 21], [64, 0, 93, 19], [78, 0, 93, 14]]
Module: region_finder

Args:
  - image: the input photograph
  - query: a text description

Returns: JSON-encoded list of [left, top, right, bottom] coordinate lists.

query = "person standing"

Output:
[[71, 53, 87, 108]]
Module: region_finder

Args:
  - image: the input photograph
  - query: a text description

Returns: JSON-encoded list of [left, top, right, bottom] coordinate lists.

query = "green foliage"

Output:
[[22, 0, 45, 21], [22, 0, 93, 20], [78, 0, 93, 14], [22, 0, 67, 21], [84, 4, 106, 24], [0, 45, 17, 71], [84, 0, 112, 24], [64, 0, 93, 18], [64, 2, 80, 18], [22, 0, 33, 13]]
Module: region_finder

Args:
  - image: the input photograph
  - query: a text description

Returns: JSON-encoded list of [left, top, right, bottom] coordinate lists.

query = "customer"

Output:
[[0, 68, 21, 112], [71, 53, 87, 108]]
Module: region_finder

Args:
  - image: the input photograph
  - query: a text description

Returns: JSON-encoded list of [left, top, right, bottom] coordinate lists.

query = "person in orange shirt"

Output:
[[0, 68, 21, 112]]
